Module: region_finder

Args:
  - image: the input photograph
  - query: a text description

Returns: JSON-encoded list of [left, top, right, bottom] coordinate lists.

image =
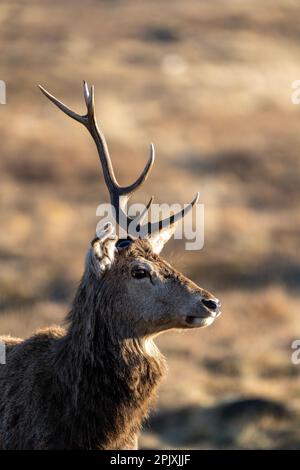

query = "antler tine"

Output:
[[168, 191, 199, 226], [133, 196, 154, 228], [83, 80, 91, 106], [143, 192, 200, 237], [81, 81, 120, 193], [120, 143, 155, 196], [38, 85, 85, 124], [83, 81, 95, 117]]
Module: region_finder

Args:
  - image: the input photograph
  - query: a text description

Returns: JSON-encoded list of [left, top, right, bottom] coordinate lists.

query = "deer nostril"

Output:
[[202, 298, 219, 312]]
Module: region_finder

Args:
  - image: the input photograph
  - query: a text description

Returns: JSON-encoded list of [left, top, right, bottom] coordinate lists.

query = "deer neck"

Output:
[[53, 274, 166, 449]]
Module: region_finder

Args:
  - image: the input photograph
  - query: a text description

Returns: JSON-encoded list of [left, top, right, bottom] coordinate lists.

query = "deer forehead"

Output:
[[114, 245, 172, 276], [117, 255, 161, 274]]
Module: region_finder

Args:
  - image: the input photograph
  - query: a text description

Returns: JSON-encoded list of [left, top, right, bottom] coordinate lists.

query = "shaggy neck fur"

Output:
[[52, 268, 166, 450]]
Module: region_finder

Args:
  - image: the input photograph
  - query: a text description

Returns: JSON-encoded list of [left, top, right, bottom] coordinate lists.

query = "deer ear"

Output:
[[147, 225, 176, 255], [91, 223, 117, 274]]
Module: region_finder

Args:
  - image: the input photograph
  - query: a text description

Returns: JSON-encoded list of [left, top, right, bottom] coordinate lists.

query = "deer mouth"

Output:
[[185, 311, 221, 328]]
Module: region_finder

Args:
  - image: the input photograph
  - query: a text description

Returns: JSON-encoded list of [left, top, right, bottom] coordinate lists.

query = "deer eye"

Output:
[[131, 267, 149, 279]]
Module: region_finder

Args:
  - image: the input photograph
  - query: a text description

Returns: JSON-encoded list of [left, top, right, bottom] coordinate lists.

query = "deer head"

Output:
[[39, 82, 221, 338]]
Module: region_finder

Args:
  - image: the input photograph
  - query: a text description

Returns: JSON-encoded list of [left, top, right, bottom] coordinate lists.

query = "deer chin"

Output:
[[184, 313, 220, 328]]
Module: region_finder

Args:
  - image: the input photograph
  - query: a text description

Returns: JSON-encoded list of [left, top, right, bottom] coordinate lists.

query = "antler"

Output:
[[39, 81, 199, 238]]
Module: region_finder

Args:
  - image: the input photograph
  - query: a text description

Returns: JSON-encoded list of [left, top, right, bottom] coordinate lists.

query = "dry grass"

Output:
[[0, 0, 299, 449]]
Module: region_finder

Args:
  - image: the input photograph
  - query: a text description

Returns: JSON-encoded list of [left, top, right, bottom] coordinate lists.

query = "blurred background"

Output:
[[0, 0, 300, 449]]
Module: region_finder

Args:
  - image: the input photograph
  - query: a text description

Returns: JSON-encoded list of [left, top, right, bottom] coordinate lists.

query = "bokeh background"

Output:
[[0, 0, 300, 449]]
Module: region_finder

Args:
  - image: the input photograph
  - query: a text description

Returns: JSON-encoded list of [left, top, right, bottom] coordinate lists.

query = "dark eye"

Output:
[[131, 267, 149, 279]]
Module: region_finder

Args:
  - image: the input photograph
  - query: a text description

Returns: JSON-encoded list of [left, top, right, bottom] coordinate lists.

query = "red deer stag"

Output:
[[0, 82, 221, 450]]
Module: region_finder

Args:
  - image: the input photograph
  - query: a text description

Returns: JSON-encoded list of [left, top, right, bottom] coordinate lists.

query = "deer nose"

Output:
[[201, 297, 220, 314]]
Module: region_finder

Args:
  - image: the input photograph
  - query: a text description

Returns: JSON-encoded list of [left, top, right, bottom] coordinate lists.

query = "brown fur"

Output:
[[0, 239, 219, 449]]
